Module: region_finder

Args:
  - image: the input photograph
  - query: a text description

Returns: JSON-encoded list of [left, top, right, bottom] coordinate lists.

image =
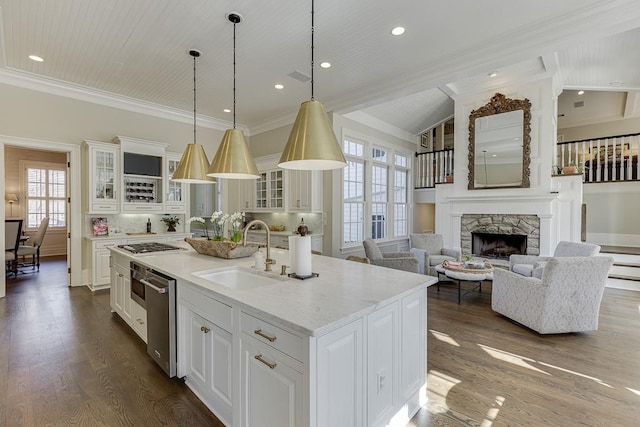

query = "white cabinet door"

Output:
[[287, 169, 323, 213], [240, 337, 303, 427], [165, 152, 187, 213], [316, 318, 364, 427], [85, 141, 119, 213], [185, 310, 233, 425], [400, 290, 426, 400], [367, 302, 399, 426], [95, 248, 112, 286]]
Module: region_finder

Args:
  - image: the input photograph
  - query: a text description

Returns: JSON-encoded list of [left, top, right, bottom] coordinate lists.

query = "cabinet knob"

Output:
[[254, 354, 277, 369], [200, 326, 210, 333]]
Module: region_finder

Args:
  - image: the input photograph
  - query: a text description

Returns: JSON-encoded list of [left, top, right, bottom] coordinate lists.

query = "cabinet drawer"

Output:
[[91, 203, 118, 212], [94, 240, 122, 249], [180, 283, 232, 332], [122, 203, 164, 212], [241, 311, 303, 361], [165, 204, 184, 212]]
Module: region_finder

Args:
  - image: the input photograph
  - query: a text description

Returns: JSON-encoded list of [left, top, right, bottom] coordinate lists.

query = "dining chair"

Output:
[[5, 219, 23, 278], [17, 217, 49, 271]]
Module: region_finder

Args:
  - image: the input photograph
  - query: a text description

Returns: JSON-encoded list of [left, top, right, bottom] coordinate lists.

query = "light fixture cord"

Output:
[[193, 54, 197, 142], [310, 0, 315, 101], [233, 21, 237, 129]]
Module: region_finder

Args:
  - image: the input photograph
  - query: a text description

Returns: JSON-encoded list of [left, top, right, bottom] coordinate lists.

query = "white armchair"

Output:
[[492, 256, 614, 334], [409, 233, 461, 276], [510, 241, 601, 278]]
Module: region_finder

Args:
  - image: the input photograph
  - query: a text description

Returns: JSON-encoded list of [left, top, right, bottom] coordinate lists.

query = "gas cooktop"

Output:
[[117, 242, 183, 254]]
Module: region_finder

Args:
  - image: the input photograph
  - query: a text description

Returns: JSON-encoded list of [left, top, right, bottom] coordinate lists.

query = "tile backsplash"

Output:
[[85, 214, 186, 236]]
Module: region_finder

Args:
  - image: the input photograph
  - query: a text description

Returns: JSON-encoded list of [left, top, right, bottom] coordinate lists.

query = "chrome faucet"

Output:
[[243, 219, 276, 272]]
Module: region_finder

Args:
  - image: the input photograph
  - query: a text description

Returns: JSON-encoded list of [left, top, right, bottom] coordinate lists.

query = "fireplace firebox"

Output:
[[472, 232, 527, 259]]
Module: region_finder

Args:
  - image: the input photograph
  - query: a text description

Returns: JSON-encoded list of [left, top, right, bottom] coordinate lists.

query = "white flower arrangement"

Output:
[[188, 211, 245, 241]]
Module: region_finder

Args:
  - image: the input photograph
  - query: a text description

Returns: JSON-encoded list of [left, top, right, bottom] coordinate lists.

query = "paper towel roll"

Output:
[[295, 236, 312, 276], [288, 235, 298, 274]]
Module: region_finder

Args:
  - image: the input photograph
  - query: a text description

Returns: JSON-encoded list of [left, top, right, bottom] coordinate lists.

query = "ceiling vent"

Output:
[[574, 100, 584, 108], [288, 70, 311, 83]]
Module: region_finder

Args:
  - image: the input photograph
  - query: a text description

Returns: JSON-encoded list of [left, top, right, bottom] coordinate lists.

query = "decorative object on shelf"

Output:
[[268, 224, 285, 232], [278, 0, 347, 171], [91, 217, 109, 236], [172, 49, 216, 184], [562, 163, 579, 174], [185, 237, 258, 259], [5, 193, 18, 216], [161, 215, 180, 232], [297, 218, 308, 236], [207, 12, 259, 180]]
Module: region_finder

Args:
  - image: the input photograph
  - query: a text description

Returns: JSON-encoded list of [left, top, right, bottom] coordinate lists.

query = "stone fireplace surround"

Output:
[[461, 214, 540, 256]]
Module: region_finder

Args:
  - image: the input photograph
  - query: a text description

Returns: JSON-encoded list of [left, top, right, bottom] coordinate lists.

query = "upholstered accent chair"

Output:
[[362, 239, 419, 273], [17, 217, 49, 271], [492, 256, 614, 334], [510, 241, 601, 278], [409, 233, 461, 276]]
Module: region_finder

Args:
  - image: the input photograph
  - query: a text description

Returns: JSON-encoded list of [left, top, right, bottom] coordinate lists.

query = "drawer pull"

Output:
[[254, 329, 277, 342], [201, 326, 210, 333], [254, 354, 277, 369]]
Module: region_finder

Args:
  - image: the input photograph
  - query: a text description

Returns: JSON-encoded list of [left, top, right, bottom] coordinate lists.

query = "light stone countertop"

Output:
[[109, 241, 435, 337]]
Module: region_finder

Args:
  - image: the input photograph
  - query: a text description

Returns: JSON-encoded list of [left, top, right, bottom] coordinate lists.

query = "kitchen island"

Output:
[[109, 242, 436, 427]]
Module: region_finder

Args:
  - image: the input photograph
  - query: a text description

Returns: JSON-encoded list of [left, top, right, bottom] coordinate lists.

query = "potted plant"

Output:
[[161, 216, 180, 232]]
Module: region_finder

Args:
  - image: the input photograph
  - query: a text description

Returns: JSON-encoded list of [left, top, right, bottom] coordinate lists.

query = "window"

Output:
[[341, 138, 411, 246], [24, 164, 66, 228], [343, 141, 365, 244]]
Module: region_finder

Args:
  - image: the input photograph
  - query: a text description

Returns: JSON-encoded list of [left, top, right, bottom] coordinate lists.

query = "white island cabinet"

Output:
[[110, 244, 434, 427]]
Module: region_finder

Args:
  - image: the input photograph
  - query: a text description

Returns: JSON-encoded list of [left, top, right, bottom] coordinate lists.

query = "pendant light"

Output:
[[278, 0, 347, 171], [172, 49, 216, 183], [207, 12, 260, 180]]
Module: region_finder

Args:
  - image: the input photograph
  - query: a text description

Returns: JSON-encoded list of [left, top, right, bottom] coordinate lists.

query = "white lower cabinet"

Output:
[[109, 253, 145, 342], [185, 310, 233, 425], [240, 336, 303, 427], [177, 281, 426, 427]]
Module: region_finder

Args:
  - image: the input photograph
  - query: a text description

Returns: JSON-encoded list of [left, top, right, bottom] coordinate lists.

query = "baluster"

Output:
[[588, 140, 594, 183]]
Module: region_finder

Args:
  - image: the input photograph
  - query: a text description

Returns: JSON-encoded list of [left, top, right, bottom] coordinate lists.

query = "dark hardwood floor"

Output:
[[2, 258, 639, 426], [1, 256, 223, 427]]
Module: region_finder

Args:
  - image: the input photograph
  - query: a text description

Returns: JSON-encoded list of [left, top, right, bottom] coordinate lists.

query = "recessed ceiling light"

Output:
[[577, 90, 585, 95], [488, 71, 498, 78], [492, 154, 497, 158], [223, 108, 231, 113], [28, 55, 44, 62], [274, 83, 284, 90], [390, 26, 405, 36], [320, 62, 331, 69]]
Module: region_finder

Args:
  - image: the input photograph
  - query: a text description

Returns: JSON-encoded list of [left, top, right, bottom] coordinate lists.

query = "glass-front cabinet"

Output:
[[84, 140, 119, 213], [165, 152, 187, 213], [255, 169, 283, 211]]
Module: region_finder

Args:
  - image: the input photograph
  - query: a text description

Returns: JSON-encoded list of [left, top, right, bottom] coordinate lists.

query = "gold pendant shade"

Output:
[[172, 143, 216, 183], [278, 100, 347, 170], [207, 129, 260, 179]]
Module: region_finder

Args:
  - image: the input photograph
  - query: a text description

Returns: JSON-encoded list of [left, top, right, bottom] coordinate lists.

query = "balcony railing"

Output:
[[415, 148, 454, 189], [557, 133, 639, 183]]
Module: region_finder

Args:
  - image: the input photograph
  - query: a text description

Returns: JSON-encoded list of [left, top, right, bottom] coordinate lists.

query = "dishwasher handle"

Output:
[[140, 278, 168, 294]]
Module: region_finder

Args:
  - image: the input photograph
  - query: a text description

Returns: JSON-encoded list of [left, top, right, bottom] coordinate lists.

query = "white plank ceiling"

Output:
[[2, 0, 640, 135]]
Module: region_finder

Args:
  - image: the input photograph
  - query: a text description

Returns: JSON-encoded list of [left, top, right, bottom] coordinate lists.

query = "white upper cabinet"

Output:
[[286, 169, 323, 213], [84, 140, 120, 213], [164, 152, 187, 213]]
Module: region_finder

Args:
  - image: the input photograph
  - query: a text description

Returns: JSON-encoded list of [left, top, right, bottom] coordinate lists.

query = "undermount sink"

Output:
[[192, 266, 282, 290]]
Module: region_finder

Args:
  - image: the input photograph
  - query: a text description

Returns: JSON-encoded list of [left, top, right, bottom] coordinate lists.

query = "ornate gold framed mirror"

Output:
[[468, 93, 531, 190]]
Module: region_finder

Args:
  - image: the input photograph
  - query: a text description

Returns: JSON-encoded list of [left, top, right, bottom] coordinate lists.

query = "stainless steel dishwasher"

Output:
[[132, 261, 177, 377]]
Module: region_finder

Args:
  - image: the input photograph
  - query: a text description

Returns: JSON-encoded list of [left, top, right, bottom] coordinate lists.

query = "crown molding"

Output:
[[342, 111, 416, 142], [0, 67, 251, 134]]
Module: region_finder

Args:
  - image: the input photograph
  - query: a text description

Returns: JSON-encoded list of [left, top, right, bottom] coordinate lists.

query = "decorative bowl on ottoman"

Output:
[[464, 261, 486, 269], [185, 238, 259, 259]]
